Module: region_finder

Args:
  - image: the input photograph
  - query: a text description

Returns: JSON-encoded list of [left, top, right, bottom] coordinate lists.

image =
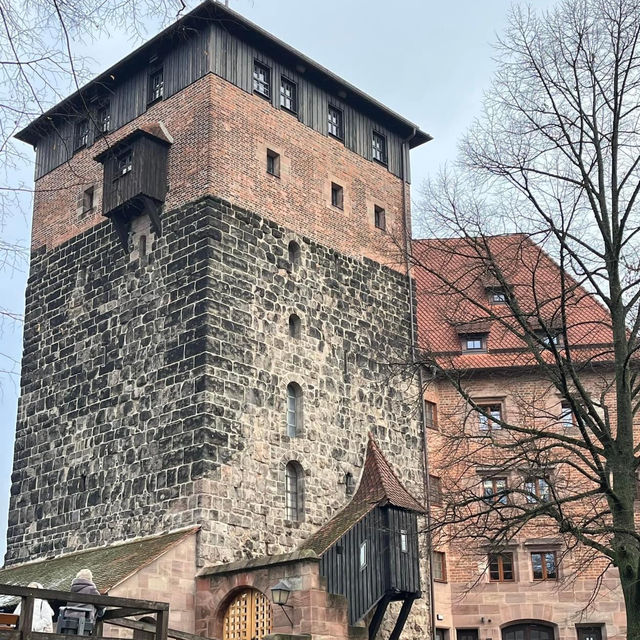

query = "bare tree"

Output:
[[410, 0, 640, 637]]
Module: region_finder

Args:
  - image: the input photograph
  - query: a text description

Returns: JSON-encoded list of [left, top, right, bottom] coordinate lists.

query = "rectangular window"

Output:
[[482, 477, 507, 504], [372, 131, 387, 164], [433, 551, 447, 582], [75, 119, 89, 151], [374, 205, 386, 230], [331, 182, 344, 209], [360, 540, 368, 570], [531, 551, 557, 580], [116, 150, 133, 178], [266, 149, 280, 177], [457, 631, 479, 640], [328, 105, 343, 139], [285, 468, 298, 521], [424, 400, 438, 430], [97, 103, 110, 135], [560, 402, 574, 428], [525, 476, 550, 503], [535, 330, 562, 347], [463, 334, 486, 351], [429, 474, 442, 505], [280, 77, 297, 113], [489, 288, 506, 304], [82, 186, 94, 214], [253, 60, 271, 98], [148, 68, 164, 104], [488, 553, 514, 582], [477, 403, 502, 431], [400, 529, 408, 553]]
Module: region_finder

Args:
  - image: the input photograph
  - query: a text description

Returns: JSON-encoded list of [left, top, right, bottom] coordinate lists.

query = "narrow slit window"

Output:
[[139, 235, 147, 258], [286, 382, 302, 437], [82, 186, 94, 214], [359, 540, 367, 569], [285, 461, 303, 521], [374, 205, 386, 230], [288, 241, 301, 268], [288, 314, 301, 339], [400, 530, 408, 553], [331, 183, 344, 209]]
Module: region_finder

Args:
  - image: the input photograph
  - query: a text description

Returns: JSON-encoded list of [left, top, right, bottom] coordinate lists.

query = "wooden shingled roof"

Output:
[[300, 436, 425, 556]]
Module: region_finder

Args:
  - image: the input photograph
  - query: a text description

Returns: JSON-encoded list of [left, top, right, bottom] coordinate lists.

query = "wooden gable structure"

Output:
[[300, 436, 426, 640]]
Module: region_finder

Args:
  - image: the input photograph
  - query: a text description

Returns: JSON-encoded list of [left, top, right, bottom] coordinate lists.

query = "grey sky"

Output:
[[0, 0, 560, 557]]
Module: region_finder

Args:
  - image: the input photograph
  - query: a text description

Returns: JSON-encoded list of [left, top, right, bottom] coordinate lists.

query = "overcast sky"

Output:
[[0, 0, 560, 558]]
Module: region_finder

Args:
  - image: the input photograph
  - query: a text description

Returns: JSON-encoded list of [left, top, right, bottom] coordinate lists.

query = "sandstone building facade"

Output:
[[413, 236, 628, 640], [3, 2, 432, 640]]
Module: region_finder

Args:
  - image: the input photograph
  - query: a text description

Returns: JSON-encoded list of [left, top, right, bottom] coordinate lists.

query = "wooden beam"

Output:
[[101, 608, 156, 621], [18, 596, 33, 640], [0, 585, 169, 611], [388, 595, 417, 640], [368, 594, 391, 640]]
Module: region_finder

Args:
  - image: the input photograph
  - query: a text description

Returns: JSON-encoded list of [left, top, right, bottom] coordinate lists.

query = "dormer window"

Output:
[[535, 330, 563, 347], [148, 68, 164, 104], [462, 334, 487, 352], [489, 288, 507, 304]]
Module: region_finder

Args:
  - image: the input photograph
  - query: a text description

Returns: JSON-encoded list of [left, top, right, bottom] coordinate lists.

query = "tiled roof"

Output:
[[0, 527, 198, 608], [412, 234, 614, 370], [300, 436, 426, 555]]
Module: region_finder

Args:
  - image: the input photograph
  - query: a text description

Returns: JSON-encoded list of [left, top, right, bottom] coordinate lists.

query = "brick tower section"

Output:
[[7, 72, 424, 566]]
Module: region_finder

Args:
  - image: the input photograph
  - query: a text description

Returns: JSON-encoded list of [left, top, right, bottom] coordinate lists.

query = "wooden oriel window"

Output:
[[424, 400, 438, 430], [488, 552, 514, 581], [280, 77, 297, 113], [429, 474, 443, 505], [432, 551, 447, 582], [482, 477, 507, 504], [372, 131, 387, 164], [531, 551, 558, 580], [116, 149, 133, 178], [253, 60, 271, 98], [374, 205, 386, 230], [477, 403, 502, 431], [328, 105, 343, 139], [524, 476, 550, 503]]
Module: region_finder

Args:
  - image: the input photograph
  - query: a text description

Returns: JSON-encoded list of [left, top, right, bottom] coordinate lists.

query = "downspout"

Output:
[[400, 129, 436, 640]]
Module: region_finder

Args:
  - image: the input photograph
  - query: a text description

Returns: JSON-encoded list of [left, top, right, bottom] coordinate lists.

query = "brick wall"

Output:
[[30, 73, 408, 270]]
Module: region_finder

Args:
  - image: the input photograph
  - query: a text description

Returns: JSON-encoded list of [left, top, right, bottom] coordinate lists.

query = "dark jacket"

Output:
[[67, 578, 104, 620]]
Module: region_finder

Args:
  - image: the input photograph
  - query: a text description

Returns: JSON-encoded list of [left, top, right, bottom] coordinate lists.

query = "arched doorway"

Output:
[[502, 623, 554, 640], [222, 588, 273, 640]]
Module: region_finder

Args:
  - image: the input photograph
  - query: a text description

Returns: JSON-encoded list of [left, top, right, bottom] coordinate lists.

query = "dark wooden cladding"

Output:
[[319, 506, 421, 626], [33, 13, 406, 180], [101, 135, 169, 216]]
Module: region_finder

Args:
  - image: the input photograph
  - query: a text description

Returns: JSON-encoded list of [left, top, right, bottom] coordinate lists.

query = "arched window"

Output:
[[502, 623, 554, 640], [222, 589, 272, 640], [285, 461, 304, 521], [288, 241, 301, 268], [286, 382, 302, 437], [288, 314, 301, 339]]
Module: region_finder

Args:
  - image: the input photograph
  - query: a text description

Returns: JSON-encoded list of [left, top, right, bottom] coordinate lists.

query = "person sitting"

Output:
[[13, 582, 54, 633], [58, 569, 104, 636]]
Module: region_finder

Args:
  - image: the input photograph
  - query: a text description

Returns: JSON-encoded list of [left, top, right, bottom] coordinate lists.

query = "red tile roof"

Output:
[[412, 234, 614, 370], [300, 436, 425, 555]]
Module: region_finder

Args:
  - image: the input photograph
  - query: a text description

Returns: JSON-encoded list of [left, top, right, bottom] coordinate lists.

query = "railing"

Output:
[[0, 584, 211, 640]]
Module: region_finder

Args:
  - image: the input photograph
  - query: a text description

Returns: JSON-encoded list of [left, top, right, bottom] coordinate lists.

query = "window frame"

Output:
[[74, 119, 89, 151], [374, 205, 386, 230], [148, 67, 164, 105], [399, 529, 408, 553], [482, 477, 508, 504], [253, 60, 271, 99], [488, 552, 515, 582], [424, 400, 438, 430], [114, 148, 133, 180], [429, 474, 443, 506], [331, 182, 344, 210], [432, 551, 447, 583], [477, 402, 503, 432], [286, 382, 302, 437], [560, 401, 574, 428], [284, 461, 302, 521], [372, 130, 388, 165], [360, 540, 368, 570], [461, 334, 487, 352], [266, 148, 280, 177], [531, 551, 558, 581], [280, 76, 298, 114], [488, 288, 507, 304], [524, 476, 551, 503], [96, 102, 111, 136], [82, 186, 95, 214], [328, 104, 344, 140]]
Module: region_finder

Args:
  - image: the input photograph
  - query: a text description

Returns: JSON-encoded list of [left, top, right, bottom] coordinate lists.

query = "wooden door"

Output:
[[222, 589, 272, 640]]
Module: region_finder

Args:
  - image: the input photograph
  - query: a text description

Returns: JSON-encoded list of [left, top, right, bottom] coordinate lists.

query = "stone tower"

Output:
[[7, 3, 431, 637]]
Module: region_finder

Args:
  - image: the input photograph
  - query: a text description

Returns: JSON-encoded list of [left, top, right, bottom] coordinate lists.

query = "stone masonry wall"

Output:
[[7, 195, 425, 586]]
